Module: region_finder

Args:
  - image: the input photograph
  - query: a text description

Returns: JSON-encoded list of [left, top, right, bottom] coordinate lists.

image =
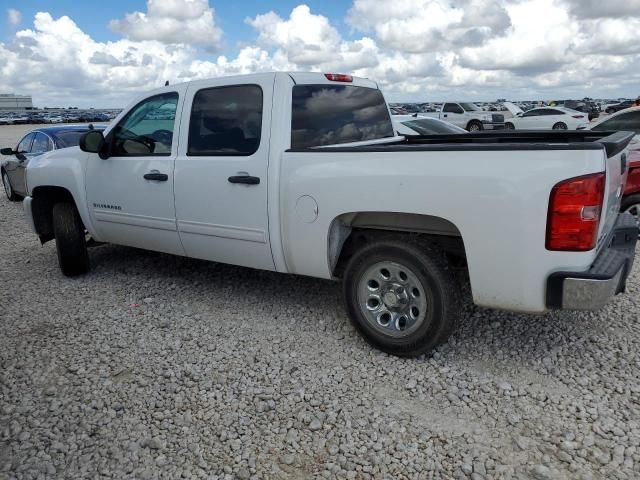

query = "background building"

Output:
[[0, 94, 33, 110]]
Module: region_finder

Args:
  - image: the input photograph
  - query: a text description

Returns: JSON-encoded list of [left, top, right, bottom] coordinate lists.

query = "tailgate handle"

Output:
[[621, 153, 627, 175]]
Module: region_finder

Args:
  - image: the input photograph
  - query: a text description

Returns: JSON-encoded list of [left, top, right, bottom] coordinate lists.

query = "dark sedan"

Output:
[[2, 125, 106, 201], [605, 100, 635, 114]]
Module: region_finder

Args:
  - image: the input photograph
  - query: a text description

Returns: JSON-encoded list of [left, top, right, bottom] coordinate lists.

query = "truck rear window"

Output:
[[291, 85, 394, 149]]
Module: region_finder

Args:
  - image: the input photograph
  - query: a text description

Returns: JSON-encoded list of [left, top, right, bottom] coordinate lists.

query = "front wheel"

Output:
[[467, 121, 483, 132], [342, 238, 461, 357], [552, 122, 567, 130], [52, 202, 90, 277], [2, 170, 21, 201]]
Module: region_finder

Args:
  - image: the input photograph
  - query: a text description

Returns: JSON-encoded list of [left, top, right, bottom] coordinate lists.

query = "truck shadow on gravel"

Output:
[[85, 243, 626, 371]]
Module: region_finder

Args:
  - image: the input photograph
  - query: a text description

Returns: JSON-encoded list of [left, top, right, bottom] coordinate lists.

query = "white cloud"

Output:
[[561, 0, 640, 20], [7, 8, 21, 26], [0, 1, 639, 107], [109, 0, 223, 51], [347, 0, 510, 53], [247, 5, 342, 65]]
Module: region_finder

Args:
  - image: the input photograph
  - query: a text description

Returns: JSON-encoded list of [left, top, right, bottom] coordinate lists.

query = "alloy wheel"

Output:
[[356, 260, 428, 338]]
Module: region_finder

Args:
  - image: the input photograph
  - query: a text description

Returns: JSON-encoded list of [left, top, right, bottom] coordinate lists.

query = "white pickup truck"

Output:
[[420, 102, 505, 131], [23, 72, 637, 357]]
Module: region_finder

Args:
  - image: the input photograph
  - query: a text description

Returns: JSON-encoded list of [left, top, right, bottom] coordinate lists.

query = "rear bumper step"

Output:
[[546, 213, 638, 310]]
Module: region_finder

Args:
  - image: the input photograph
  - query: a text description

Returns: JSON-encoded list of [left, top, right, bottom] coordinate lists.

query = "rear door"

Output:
[[173, 75, 275, 271], [545, 109, 568, 128]]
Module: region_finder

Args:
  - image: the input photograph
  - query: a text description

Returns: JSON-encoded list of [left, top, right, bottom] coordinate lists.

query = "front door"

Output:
[[85, 89, 185, 256], [5, 132, 35, 194], [518, 110, 540, 129], [173, 75, 275, 271], [441, 103, 465, 127]]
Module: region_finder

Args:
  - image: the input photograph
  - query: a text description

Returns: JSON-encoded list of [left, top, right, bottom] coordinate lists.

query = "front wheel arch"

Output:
[[30, 186, 78, 243]]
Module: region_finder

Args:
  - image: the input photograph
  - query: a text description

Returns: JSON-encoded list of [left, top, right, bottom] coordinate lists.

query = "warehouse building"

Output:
[[0, 93, 33, 110]]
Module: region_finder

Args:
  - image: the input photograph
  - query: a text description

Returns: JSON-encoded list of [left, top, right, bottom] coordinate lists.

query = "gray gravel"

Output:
[[1, 167, 640, 479]]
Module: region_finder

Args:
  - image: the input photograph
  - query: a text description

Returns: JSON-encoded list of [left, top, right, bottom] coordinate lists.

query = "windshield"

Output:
[[291, 85, 394, 149], [459, 103, 481, 112], [402, 119, 466, 135]]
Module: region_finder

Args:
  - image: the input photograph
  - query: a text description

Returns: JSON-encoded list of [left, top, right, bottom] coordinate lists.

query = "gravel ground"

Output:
[[1, 126, 639, 479]]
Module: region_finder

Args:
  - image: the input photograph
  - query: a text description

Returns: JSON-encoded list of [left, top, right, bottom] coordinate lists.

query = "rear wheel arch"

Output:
[[328, 212, 467, 278]]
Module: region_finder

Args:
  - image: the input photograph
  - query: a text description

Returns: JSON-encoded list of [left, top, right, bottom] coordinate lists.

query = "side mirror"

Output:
[[79, 130, 106, 156], [0, 147, 14, 155], [517, 112, 523, 117]]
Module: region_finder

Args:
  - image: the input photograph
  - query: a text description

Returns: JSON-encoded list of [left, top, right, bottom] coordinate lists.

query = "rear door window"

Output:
[[188, 85, 263, 156], [31, 133, 53, 154], [291, 85, 394, 149]]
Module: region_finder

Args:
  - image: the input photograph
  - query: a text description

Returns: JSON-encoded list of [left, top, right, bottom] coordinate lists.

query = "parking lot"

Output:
[[1, 124, 639, 479]]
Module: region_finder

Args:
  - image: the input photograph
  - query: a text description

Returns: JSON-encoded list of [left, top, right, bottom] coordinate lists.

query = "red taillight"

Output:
[[324, 73, 353, 82], [546, 172, 605, 251], [624, 167, 640, 195], [572, 115, 585, 119]]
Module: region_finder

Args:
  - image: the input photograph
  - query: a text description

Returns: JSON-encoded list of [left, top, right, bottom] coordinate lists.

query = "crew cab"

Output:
[[420, 102, 505, 131], [22, 72, 637, 357]]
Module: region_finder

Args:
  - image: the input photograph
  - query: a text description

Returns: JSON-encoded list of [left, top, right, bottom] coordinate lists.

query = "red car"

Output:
[[622, 149, 640, 221]]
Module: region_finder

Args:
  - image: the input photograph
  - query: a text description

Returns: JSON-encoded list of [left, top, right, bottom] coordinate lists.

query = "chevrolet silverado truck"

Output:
[[22, 72, 638, 357], [421, 102, 505, 131]]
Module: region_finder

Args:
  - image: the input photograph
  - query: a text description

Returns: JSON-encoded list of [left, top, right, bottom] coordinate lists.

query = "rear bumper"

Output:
[[546, 213, 638, 310]]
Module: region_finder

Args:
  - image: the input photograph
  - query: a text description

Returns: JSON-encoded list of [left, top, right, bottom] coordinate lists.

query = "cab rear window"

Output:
[[291, 85, 394, 149]]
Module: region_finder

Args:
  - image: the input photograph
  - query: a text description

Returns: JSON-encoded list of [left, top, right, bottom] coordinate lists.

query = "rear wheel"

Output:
[[552, 122, 567, 130], [505, 122, 515, 130], [467, 120, 483, 132], [2, 170, 21, 201], [52, 202, 90, 277], [342, 238, 461, 357]]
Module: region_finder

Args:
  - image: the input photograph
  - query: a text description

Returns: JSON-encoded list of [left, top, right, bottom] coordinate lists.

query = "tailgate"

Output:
[[598, 131, 636, 248]]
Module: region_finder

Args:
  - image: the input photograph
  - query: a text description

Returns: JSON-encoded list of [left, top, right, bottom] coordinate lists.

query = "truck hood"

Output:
[[503, 102, 523, 116]]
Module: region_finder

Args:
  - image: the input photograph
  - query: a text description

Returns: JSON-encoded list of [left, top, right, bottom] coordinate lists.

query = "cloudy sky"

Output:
[[1, 0, 639, 107]]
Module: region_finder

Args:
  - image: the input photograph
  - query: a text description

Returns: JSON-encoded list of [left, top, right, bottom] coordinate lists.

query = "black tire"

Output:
[[467, 120, 483, 132], [52, 202, 89, 277], [2, 170, 21, 201], [342, 238, 461, 357], [552, 122, 567, 130], [505, 122, 515, 130]]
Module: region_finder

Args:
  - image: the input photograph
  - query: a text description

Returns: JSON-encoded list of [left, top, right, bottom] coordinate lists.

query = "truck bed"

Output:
[[293, 130, 635, 158]]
